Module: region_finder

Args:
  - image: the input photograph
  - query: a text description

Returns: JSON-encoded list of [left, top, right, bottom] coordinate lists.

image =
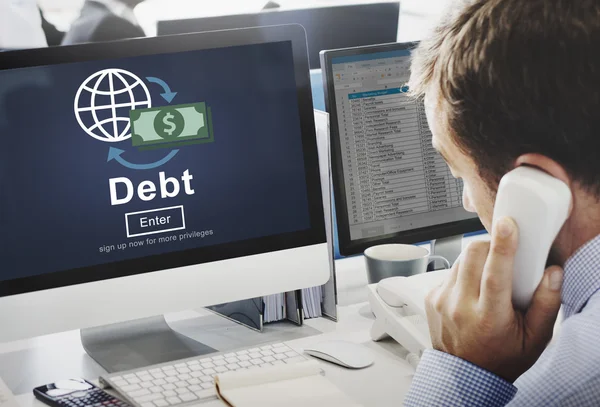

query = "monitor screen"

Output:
[[0, 41, 314, 284], [324, 44, 481, 255]]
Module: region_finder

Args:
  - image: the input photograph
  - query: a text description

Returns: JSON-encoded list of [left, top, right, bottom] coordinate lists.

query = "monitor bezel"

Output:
[[320, 42, 484, 257], [0, 24, 326, 297]]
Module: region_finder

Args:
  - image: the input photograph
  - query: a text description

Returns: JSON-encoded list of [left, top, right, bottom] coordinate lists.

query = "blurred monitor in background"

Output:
[[157, 2, 401, 70], [0, 0, 47, 50], [61, 0, 147, 45]]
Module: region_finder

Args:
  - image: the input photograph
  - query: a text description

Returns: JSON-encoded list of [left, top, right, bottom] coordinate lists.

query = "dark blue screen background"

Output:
[[0, 41, 311, 281]]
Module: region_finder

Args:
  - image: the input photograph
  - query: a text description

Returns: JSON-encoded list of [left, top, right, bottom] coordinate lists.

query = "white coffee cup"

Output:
[[364, 244, 450, 284]]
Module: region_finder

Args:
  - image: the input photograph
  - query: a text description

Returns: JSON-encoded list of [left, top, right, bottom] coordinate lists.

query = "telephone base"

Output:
[[370, 318, 389, 341], [367, 270, 450, 358]]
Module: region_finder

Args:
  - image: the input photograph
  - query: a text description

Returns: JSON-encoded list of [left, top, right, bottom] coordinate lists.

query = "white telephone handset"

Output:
[[492, 166, 571, 309], [368, 166, 571, 364]]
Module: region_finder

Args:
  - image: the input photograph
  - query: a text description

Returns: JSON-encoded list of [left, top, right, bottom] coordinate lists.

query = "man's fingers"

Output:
[[480, 217, 519, 309], [427, 261, 458, 314], [456, 240, 489, 298], [440, 258, 459, 290], [525, 266, 563, 346]]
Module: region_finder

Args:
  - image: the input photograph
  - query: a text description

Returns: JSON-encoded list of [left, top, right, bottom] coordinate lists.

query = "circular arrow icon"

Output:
[[146, 76, 178, 103], [107, 147, 179, 170]]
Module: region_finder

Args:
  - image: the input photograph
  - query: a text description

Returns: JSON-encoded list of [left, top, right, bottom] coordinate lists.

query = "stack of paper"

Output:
[[215, 360, 363, 407], [263, 293, 285, 323], [263, 288, 323, 323], [302, 286, 323, 319]]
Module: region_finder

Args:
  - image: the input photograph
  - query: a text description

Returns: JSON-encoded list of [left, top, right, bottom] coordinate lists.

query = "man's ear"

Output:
[[514, 153, 574, 214]]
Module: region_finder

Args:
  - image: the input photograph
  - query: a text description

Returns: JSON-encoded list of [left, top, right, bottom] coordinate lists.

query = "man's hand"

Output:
[[425, 217, 564, 382]]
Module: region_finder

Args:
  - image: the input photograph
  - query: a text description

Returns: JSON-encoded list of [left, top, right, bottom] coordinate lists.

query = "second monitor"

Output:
[[321, 42, 483, 259], [157, 3, 401, 70]]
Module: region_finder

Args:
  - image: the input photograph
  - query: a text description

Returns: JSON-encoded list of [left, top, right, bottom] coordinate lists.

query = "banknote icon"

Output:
[[130, 102, 213, 149]]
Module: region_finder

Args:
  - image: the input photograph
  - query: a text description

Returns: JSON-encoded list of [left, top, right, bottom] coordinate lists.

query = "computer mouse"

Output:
[[304, 340, 374, 369]]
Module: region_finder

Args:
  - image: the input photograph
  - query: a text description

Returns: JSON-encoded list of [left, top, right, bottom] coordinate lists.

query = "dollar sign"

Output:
[[162, 112, 177, 136]]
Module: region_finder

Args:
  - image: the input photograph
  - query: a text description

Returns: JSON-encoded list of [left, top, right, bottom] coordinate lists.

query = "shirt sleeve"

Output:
[[403, 349, 517, 407]]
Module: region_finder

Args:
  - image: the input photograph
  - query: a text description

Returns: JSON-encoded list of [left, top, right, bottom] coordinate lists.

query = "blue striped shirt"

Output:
[[404, 234, 600, 406]]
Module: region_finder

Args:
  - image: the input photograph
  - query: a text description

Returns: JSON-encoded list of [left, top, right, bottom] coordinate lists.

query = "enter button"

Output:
[[125, 205, 185, 238]]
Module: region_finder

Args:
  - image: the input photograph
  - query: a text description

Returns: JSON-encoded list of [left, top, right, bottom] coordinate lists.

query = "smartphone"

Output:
[[33, 378, 130, 407]]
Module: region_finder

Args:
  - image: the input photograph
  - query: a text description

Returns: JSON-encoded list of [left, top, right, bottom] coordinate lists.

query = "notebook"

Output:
[[214, 360, 362, 407]]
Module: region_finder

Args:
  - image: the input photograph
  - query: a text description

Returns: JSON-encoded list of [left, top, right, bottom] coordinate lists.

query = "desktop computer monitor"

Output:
[[157, 2, 401, 70], [320, 42, 483, 258], [0, 25, 329, 347]]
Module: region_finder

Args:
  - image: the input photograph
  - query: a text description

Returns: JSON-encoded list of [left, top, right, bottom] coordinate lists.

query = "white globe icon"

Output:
[[74, 69, 152, 142]]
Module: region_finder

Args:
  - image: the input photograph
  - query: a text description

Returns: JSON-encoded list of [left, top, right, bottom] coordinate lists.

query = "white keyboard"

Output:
[[100, 342, 307, 406], [0, 377, 18, 407]]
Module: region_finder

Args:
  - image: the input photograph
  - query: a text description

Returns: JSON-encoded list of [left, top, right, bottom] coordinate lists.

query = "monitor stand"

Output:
[[429, 234, 463, 270], [81, 315, 217, 373]]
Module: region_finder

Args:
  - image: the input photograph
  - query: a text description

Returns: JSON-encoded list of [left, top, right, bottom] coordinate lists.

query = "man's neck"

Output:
[[554, 190, 600, 265]]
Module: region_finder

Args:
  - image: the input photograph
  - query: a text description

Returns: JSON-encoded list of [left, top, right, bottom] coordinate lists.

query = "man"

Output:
[[404, 0, 600, 405], [61, 0, 145, 45]]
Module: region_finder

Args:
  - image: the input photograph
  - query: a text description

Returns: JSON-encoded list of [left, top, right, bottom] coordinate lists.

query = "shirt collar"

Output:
[[562, 233, 600, 318], [92, 0, 140, 27]]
